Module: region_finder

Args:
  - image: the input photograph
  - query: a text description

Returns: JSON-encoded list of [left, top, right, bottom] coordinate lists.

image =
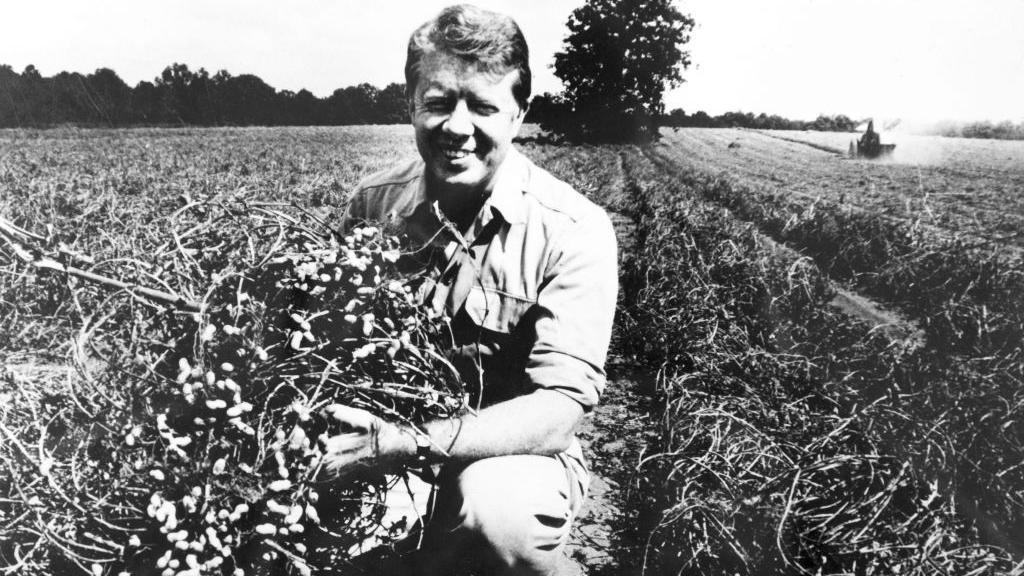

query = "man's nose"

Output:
[[443, 100, 474, 138]]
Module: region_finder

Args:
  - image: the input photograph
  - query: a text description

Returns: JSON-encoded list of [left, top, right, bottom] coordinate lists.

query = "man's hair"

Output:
[[405, 4, 531, 111]]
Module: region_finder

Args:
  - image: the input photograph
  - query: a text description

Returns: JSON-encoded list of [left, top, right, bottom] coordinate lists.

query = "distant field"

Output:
[[657, 128, 1024, 243], [764, 128, 1024, 173]]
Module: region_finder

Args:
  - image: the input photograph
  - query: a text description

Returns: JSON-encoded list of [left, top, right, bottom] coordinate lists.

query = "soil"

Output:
[[554, 156, 928, 574], [566, 362, 656, 575], [562, 208, 656, 575]]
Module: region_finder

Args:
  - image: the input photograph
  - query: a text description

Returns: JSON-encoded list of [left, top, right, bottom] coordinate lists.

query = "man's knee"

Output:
[[451, 455, 576, 574]]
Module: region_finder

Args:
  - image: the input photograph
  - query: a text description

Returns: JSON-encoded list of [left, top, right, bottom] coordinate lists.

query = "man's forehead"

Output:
[[416, 52, 517, 92]]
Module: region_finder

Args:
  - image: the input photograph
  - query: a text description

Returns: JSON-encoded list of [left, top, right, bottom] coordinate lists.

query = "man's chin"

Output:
[[440, 178, 486, 197], [429, 165, 486, 191]]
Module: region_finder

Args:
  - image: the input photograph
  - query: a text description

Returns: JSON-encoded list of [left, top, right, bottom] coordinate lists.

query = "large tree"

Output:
[[552, 0, 695, 142]]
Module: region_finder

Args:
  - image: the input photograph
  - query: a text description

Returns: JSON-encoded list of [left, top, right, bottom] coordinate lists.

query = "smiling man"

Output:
[[328, 5, 618, 575]]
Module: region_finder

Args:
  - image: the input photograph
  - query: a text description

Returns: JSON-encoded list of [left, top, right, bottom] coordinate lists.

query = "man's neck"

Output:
[[438, 194, 485, 233], [427, 178, 492, 234]]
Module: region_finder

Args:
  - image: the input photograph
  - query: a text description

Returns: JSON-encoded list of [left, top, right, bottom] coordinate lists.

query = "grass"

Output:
[[0, 126, 415, 353], [0, 127, 455, 575], [642, 145, 1024, 549], [1, 126, 1022, 575], [615, 145, 1023, 575]]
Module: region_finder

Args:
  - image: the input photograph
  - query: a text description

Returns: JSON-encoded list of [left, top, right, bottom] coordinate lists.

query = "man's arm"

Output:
[[321, 206, 617, 477], [320, 389, 582, 477], [416, 388, 584, 460]]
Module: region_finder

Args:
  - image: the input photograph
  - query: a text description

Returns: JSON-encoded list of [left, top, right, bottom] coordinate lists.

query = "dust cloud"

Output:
[[852, 118, 962, 166]]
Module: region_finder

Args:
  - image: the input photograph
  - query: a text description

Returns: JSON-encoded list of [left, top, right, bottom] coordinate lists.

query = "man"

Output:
[[323, 5, 617, 575]]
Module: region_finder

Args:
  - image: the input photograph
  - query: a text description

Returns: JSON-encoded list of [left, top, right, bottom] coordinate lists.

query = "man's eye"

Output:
[[423, 99, 452, 112], [471, 102, 499, 115]]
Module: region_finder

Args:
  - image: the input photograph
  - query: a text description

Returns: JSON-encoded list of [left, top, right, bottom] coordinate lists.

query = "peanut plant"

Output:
[[1, 203, 464, 575]]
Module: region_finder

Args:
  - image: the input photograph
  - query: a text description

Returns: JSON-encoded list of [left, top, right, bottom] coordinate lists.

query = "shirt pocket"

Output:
[[463, 286, 535, 334]]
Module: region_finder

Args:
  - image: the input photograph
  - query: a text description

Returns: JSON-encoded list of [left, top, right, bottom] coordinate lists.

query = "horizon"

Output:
[[1, 1, 1022, 125]]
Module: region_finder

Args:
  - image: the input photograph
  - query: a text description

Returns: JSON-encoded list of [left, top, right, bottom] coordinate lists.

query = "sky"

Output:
[[1, 0, 1022, 123]]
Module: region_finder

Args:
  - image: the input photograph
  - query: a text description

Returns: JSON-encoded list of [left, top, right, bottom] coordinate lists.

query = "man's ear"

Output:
[[510, 99, 529, 136]]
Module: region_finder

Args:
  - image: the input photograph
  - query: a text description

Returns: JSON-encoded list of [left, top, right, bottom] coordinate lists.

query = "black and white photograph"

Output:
[[1, 1, 1023, 575]]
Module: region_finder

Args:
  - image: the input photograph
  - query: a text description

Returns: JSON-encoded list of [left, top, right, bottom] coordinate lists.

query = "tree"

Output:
[[689, 110, 713, 127], [130, 80, 164, 124], [0, 62, 457, 128], [662, 107, 688, 127], [551, 0, 695, 142], [224, 74, 276, 125], [289, 89, 322, 125], [156, 63, 196, 124], [375, 83, 409, 124], [87, 68, 132, 125]]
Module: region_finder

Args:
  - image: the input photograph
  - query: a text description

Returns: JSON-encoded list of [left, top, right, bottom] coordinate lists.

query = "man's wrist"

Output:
[[381, 422, 440, 467], [375, 422, 418, 467], [377, 420, 458, 468], [411, 427, 432, 465]]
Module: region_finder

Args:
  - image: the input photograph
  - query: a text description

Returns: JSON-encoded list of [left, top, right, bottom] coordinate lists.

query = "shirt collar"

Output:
[[484, 148, 529, 225]]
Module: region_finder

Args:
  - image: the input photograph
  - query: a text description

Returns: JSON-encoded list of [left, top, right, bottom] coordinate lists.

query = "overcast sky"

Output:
[[2, 0, 1022, 123]]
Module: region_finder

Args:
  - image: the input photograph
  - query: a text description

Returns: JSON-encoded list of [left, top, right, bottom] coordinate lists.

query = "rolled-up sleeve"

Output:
[[526, 210, 618, 411]]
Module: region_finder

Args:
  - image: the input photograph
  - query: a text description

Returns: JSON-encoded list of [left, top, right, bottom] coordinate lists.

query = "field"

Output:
[[658, 128, 1024, 245], [2, 126, 1023, 575], [763, 129, 1024, 172]]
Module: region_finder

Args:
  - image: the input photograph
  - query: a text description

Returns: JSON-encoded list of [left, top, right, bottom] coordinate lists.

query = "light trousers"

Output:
[[353, 453, 589, 576]]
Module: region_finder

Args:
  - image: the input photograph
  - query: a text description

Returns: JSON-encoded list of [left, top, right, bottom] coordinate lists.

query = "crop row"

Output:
[[0, 127, 416, 354], [657, 129, 1024, 245], [616, 146, 1022, 575], [646, 146, 1024, 538], [646, 145, 1024, 359]]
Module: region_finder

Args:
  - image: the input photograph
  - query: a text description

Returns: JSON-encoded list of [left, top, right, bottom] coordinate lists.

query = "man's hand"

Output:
[[318, 405, 412, 480]]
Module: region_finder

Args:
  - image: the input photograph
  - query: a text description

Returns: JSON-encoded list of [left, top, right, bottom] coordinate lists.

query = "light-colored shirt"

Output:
[[342, 149, 618, 417]]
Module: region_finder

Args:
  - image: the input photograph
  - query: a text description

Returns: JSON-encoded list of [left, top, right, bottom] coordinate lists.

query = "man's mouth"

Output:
[[441, 146, 474, 161]]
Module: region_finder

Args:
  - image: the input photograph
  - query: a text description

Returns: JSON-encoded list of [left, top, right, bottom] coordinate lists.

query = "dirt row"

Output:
[[639, 146, 925, 352], [566, 363, 654, 575], [562, 142, 940, 572]]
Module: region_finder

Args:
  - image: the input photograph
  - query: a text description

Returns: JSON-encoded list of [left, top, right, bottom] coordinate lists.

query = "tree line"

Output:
[[4, 62, 1018, 140], [931, 120, 1024, 141], [662, 109, 860, 132], [0, 63, 408, 127], [0, 62, 860, 134], [528, 93, 861, 134]]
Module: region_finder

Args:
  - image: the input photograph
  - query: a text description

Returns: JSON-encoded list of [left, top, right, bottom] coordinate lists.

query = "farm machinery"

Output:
[[849, 120, 896, 158]]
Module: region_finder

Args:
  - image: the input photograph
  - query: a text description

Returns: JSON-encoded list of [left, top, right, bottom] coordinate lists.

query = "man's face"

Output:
[[410, 52, 526, 198]]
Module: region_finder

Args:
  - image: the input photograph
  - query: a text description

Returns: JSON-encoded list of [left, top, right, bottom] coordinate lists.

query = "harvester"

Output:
[[849, 120, 896, 158]]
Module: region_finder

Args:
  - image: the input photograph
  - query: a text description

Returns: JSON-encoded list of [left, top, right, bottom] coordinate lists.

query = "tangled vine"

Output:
[[0, 206, 464, 575]]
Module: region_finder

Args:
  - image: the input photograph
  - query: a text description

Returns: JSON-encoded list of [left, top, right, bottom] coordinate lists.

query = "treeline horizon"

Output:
[[663, 108, 860, 132], [0, 63, 408, 127], [2, 63, 1022, 140]]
